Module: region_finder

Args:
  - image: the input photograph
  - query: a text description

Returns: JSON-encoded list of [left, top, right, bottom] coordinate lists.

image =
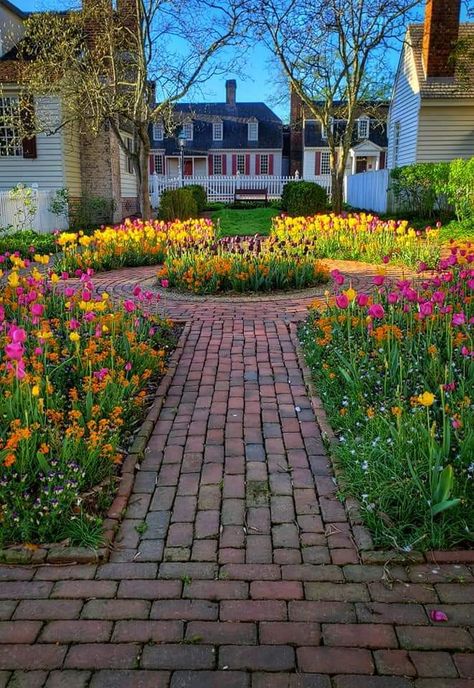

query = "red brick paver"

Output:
[[1, 261, 473, 687]]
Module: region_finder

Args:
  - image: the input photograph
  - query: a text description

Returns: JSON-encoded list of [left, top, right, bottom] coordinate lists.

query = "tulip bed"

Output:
[[0, 255, 177, 548], [300, 242, 474, 550], [158, 235, 330, 294], [272, 213, 441, 268]]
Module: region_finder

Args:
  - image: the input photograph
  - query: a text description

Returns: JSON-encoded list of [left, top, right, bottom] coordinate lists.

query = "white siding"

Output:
[[119, 138, 138, 197], [417, 103, 474, 161], [0, 5, 24, 58], [61, 122, 82, 197], [0, 94, 66, 190], [303, 149, 351, 178], [387, 42, 421, 169]]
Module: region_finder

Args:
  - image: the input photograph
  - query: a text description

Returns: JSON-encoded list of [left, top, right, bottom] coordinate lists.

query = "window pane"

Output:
[[154, 155, 163, 174], [183, 122, 193, 140], [213, 122, 223, 140], [248, 122, 258, 140], [260, 154, 269, 174], [358, 119, 369, 139], [320, 151, 331, 175], [213, 155, 222, 175], [237, 154, 245, 174], [0, 96, 22, 157], [153, 123, 163, 140]]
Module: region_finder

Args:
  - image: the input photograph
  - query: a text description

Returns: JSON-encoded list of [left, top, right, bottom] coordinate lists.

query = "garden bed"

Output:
[[299, 242, 474, 553], [0, 254, 180, 559]]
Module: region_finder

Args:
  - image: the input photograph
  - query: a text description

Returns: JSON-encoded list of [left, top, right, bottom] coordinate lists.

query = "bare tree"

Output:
[[253, 0, 422, 212], [18, 0, 246, 218]]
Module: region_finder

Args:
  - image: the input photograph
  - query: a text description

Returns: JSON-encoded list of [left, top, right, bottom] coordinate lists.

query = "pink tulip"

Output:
[[65, 287, 75, 298], [419, 302, 433, 317], [452, 313, 466, 326], [387, 292, 399, 304], [31, 303, 44, 317], [368, 304, 385, 319], [5, 342, 24, 360], [335, 294, 349, 309], [161, 279, 169, 289], [11, 327, 26, 344], [429, 610, 448, 623], [356, 294, 369, 307], [123, 300, 135, 313], [373, 275, 385, 286]]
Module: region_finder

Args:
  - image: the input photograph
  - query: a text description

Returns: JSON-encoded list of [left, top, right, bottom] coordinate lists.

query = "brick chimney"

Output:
[[117, 0, 139, 33], [422, 0, 461, 79], [226, 80, 236, 106]]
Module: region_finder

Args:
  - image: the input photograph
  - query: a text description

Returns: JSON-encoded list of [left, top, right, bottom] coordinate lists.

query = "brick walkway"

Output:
[[1, 261, 473, 687]]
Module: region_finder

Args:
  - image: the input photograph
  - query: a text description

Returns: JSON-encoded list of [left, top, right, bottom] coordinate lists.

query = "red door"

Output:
[[184, 159, 193, 176]]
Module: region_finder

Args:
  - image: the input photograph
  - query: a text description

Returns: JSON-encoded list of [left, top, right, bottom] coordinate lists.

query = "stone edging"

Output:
[[0, 320, 191, 566], [289, 321, 474, 566]]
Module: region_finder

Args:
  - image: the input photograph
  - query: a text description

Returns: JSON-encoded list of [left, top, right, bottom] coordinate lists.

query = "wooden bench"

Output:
[[234, 187, 268, 205]]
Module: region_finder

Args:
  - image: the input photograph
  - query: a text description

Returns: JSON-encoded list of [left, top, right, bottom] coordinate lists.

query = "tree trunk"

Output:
[[137, 141, 152, 219], [332, 173, 344, 214]]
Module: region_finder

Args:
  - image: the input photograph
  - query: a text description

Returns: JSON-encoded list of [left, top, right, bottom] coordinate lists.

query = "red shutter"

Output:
[[315, 151, 321, 175], [232, 154, 237, 175], [245, 154, 250, 175], [208, 155, 213, 175], [255, 154, 260, 175], [149, 155, 154, 173], [222, 154, 227, 175], [20, 97, 37, 159], [379, 151, 386, 169], [268, 154, 274, 175]]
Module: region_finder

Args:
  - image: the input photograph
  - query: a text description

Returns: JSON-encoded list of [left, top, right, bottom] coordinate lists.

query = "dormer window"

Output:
[[153, 123, 164, 141], [182, 122, 193, 141], [213, 121, 223, 141], [248, 120, 258, 141], [358, 117, 369, 139]]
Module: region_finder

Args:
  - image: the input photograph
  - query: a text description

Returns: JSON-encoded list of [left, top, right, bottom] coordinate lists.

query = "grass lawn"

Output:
[[438, 219, 474, 243], [211, 206, 279, 237]]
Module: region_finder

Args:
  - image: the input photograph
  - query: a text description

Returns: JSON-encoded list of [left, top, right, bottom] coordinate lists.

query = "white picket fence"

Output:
[[149, 174, 332, 208], [345, 169, 389, 214], [0, 187, 69, 234]]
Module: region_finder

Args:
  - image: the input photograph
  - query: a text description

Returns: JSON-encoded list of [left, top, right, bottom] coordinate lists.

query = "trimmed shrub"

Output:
[[69, 195, 116, 230], [446, 157, 474, 222], [389, 163, 451, 219], [0, 229, 57, 257], [281, 181, 328, 216], [159, 188, 198, 221], [185, 184, 207, 213]]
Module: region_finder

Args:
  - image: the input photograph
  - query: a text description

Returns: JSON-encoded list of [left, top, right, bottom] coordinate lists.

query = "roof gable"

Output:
[[408, 23, 474, 99]]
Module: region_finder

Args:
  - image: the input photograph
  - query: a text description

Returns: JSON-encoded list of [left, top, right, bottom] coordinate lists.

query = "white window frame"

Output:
[[153, 153, 164, 175], [213, 121, 223, 141], [182, 122, 193, 141], [236, 154, 246, 174], [393, 121, 401, 167], [0, 96, 22, 157], [125, 136, 134, 174], [248, 120, 258, 141], [213, 154, 223, 175], [320, 150, 331, 175], [358, 117, 369, 139], [153, 123, 164, 141], [260, 153, 269, 175]]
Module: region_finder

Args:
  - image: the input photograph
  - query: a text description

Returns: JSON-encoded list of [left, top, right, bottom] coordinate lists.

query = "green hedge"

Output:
[[281, 181, 328, 216], [158, 188, 198, 221], [390, 158, 474, 222]]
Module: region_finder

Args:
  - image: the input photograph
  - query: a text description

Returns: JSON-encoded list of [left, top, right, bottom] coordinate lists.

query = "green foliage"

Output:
[[390, 162, 451, 219], [185, 184, 207, 213], [446, 158, 474, 222], [281, 181, 328, 216], [0, 230, 57, 257], [159, 188, 198, 221], [8, 184, 38, 231], [49, 188, 70, 219], [70, 196, 116, 230]]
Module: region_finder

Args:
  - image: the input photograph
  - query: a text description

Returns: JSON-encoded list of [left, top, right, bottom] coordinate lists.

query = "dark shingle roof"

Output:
[[149, 102, 282, 152], [304, 118, 387, 148], [408, 23, 474, 99]]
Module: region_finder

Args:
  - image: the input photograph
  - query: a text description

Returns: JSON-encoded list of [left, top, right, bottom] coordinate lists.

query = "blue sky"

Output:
[[12, 0, 471, 122]]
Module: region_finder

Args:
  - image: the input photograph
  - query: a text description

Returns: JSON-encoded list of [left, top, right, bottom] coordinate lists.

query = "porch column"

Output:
[[351, 152, 357, 175]]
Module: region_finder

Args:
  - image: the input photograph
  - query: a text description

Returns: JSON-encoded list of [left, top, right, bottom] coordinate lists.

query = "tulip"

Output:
[[356, 293, 369, 307], [368, 303, 385, 319], [335, 294, 349, 309]]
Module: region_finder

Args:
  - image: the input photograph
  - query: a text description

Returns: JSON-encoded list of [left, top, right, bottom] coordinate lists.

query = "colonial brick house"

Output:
[[149, 80, 283, 178], [387, 0, 474, 169], [0, 0, 138, 221], [289, 90, 388, 180]]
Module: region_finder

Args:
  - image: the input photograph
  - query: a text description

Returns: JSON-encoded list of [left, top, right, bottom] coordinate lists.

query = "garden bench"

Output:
[[234, 187, 268, 204]]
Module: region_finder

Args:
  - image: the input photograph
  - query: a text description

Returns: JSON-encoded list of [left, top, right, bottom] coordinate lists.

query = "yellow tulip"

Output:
[[417, 391, 435, 407]]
